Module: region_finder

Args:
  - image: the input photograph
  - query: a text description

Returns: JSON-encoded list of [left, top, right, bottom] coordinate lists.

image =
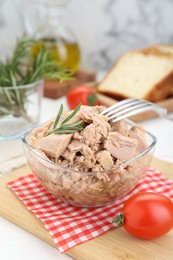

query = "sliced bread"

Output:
[[142, 44, 173, 57], [142, 45, 173, 98], [97, 49, 173, 102]]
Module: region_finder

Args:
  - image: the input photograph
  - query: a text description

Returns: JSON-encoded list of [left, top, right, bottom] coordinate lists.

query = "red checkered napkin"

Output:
[[7, 168, 173, 253]]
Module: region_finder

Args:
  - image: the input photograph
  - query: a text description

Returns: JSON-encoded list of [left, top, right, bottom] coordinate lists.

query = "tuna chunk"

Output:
[[96, 150, 114, 170], [111, 120, 129, 136], [67, 140, 96, 169], [81, 123, 102, 149], [73, 155, 94, 171], [62, 149, 76, 163], [129, 126, 148, 153], [30, 119, 54, 145], [68, 140, 85, 152], [81, 145, 96, 168], [33, 134, 72, 159], [79, 105, 106, 115], [104, 132, 138, 162], [92, 114, 111, 138], [73, 113, 110, 151]]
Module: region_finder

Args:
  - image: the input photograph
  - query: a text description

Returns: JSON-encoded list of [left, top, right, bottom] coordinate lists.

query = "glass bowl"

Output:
[[0, 79, 43, 140], [21, 120, 157, 207]]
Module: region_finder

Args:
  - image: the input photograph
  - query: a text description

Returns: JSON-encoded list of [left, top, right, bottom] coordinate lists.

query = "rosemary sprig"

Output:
[[48, 103, 85, 135], [53, 104, 63, 129], [0, 37, 73, 121]]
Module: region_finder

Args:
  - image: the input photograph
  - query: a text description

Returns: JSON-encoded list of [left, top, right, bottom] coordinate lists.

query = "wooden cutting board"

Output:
[[0, 157, 173, 260]]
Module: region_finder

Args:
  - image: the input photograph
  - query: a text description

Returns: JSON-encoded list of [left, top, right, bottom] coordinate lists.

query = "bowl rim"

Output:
[[21, 119, 157, 174]]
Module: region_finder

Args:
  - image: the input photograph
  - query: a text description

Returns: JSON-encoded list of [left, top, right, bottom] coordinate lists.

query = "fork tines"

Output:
[[101, 98, 167, 122]]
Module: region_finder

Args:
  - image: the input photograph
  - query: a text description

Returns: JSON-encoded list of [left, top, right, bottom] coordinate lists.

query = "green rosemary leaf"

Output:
[[47, 104, 86, 135], [53, 104, 63, 130], [33, 48, 48, 70], [3, 88, 14, 105], [15, 67, 25, 80], [9, 69, 17, 86], [61, 103, 82, 125], [50, 128, 82, 134], [60, 120, 85, 129], [42, 70, 73, 83], [0, 36, 73, 87], [49, 123, 85, 135], [0, 106, 10, 114], [15, 89, 23, 110]]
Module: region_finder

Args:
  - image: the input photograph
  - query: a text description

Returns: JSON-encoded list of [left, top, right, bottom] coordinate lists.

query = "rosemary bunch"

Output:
[[48, 103, 85, 135], [0, 37, 73, 121]]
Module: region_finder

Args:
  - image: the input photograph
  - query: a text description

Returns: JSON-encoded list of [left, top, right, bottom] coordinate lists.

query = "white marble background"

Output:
[[0, 0, 173, 71]]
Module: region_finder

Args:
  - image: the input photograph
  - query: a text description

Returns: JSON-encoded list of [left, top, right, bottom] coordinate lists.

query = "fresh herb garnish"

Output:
[[0, 37, 73, 121], [48, 103, 85, 135], [53, 104, 63, 129]]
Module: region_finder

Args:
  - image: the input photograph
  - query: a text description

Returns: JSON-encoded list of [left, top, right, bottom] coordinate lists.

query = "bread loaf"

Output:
[[142, 45, 173, 98], [97, 46, 173, 102], [142, 45, 173, 57]]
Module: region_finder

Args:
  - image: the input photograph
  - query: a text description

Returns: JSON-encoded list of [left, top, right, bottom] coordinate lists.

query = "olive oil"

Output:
[[32, 38, 80, 72]]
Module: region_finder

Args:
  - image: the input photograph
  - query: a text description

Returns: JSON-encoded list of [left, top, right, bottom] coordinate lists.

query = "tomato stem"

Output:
[[87, 93, 98, 106], [112, 212, 124, 227]]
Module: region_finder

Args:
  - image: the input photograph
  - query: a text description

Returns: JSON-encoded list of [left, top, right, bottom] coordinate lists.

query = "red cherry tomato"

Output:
[[113, 192, 173, 239], [67, 85, 100, 110]]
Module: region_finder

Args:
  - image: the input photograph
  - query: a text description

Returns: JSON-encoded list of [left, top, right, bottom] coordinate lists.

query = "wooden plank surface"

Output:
[[0, 157, 173, 260]]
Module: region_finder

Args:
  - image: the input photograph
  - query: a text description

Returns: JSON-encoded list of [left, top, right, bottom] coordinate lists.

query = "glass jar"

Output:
[[0, 80, 43, 140], [24, 0, 80, 72]]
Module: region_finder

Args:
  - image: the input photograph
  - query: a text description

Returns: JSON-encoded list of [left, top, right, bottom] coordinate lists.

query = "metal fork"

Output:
[[100, 98, 173, 122]]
